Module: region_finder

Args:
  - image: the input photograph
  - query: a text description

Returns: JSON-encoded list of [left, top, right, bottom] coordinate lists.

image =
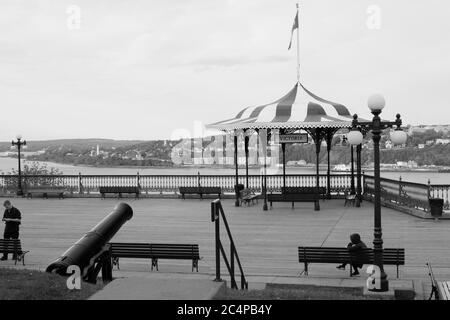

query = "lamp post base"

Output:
[[263, 203, 268, 211], [364, 286, 394, 298]]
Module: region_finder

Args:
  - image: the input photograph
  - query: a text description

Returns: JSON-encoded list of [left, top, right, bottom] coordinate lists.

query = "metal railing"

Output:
[[0, 173, 355, 195], [363, 175, 431, 212], [211, 199, 248, 290]]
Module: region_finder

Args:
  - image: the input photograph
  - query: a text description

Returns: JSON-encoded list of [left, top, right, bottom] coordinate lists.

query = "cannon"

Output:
[[46, 202, 133, 283]]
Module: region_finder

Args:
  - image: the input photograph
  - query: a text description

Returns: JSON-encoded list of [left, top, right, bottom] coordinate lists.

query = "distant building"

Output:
[[408, 160, 418, 168], [426, 140, 434, 146], [418, 144, 425, 149], [396, 161, 408, 167], [435, 139, 450, 145]]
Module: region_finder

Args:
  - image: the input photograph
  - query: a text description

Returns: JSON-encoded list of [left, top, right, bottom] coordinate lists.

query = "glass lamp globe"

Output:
[[390, 130, 407, 145], [368, 94, 386, 112], [347, 130, 363, 145], [16, 134, 22, 140]]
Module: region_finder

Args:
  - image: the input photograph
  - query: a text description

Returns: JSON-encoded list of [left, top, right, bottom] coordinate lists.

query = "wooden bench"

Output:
[[0, 239, 29, 265], [179, 187, 221, 200], [26, 187, 67, 199], [239, 188, 260, 206], [427, 262, 450, 300], [298, 246, 405, 278], [109, 242, 201, 272], [268, 187, 326, 209], [99, 186, 140, 199]]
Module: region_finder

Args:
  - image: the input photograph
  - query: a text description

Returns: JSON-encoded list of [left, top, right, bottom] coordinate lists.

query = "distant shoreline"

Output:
[[10, 157, 444, 173]]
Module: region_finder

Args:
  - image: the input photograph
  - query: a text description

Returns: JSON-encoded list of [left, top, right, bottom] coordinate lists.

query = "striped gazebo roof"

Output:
[[207, 82, 356, 131]]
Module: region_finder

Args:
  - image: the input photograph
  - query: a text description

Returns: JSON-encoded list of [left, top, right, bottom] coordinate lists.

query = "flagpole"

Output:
[[296, 3, 300, 83]]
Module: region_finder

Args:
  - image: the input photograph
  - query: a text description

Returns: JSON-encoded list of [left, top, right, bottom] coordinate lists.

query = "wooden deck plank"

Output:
[[0, 198, 449, 279]]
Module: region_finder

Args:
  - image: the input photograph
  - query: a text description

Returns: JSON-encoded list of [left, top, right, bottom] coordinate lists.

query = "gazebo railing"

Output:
[[429, 184, 450, 210]]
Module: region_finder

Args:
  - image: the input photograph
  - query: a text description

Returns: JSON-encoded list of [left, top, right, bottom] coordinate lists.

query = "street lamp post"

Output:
[[11, 134, 26, 196], [347, 94, 407, 292], [350, 145, 355, 194]]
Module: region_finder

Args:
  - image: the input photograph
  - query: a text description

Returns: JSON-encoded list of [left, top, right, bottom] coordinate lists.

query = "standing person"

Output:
[[1, 200, 22, 261], [336, 233, 367, 276]]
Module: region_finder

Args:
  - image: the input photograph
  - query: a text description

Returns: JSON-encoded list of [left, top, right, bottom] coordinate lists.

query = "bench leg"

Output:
[[304, 263, 308, 276], [397, 265, 399, 279], [151, 258, 158, 271], [291, 202, 294, 209], [112, 257, 120, 270], [192, 259, 199, 272]]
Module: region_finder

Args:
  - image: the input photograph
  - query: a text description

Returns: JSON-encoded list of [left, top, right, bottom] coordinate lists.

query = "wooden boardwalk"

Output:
[[1, 197, 450, 282]]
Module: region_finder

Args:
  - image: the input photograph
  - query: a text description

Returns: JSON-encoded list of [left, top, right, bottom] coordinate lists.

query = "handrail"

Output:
[[211, 199, 248, 290], [1, 173, 355, 195]]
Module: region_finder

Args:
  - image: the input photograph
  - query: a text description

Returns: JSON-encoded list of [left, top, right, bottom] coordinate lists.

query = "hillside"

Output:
[[0, 139, 146, 152]]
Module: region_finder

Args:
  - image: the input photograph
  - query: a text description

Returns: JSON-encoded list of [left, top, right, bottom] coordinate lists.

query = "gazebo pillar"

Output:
[[234, 131, 240, 207], [282, 143, 286, 189], [313, 132, 322, 211], [244, 130, 249, 189], [356, 143, 362, 207], [261, 129, 269, 211], [325, 131, 333, 199]]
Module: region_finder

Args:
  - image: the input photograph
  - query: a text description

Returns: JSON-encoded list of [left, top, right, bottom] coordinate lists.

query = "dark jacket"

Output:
[[3, 207, 21, 232], [347, 233, 367, 267]]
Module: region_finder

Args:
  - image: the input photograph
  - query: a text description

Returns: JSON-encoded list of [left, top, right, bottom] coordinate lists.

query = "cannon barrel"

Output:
[[46, 202, 133, 275]]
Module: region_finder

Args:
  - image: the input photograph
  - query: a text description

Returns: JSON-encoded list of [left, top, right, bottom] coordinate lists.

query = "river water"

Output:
[[0, 157, 448, 185]]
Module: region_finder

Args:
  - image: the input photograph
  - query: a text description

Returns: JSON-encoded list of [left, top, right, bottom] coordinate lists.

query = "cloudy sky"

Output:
[[0, 0, 448, 140]]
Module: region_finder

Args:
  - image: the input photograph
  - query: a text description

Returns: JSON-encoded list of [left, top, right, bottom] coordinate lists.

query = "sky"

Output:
[[0, 0, 449, 141]]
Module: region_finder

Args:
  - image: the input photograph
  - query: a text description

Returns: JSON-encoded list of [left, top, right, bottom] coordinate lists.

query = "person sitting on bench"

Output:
[[1, 200, 22, 261], [336, 233, 367, 276]]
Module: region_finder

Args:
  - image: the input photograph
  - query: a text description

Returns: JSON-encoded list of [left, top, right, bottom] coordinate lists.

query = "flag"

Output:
[[288, 11, 298, 50]]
